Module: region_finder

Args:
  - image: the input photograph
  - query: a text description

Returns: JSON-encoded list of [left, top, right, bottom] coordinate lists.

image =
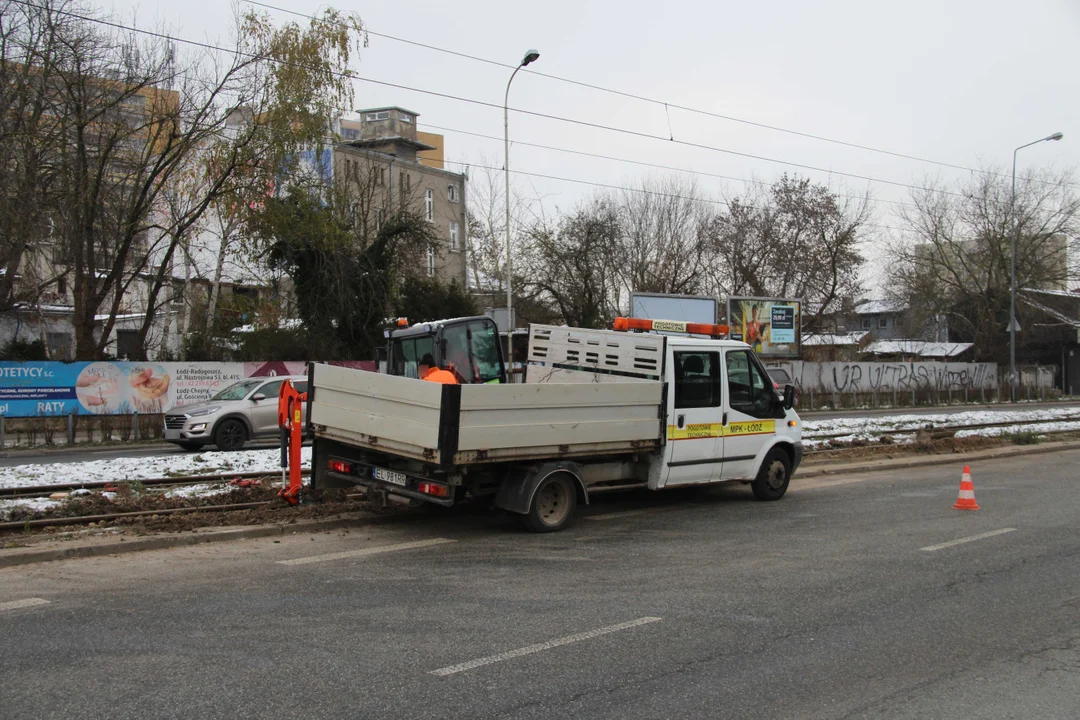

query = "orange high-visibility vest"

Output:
[[422, 367, 459, 385]]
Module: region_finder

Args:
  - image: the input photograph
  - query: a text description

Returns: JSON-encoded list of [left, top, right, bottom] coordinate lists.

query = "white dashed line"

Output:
[[921, 528, 1017, 552], [277, 538, 456, 566], [0, 598, 50, 612], [429, 616, 662, 676]]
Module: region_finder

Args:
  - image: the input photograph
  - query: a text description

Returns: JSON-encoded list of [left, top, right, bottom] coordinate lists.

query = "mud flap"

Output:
[[494, 461, 588, 515]]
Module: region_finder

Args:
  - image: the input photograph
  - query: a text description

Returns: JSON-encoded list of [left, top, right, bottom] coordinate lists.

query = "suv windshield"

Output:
[[209, 380, 262, 401]]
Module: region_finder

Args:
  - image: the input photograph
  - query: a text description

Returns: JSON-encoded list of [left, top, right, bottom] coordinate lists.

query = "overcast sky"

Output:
[[114, 0, 1079, 290]]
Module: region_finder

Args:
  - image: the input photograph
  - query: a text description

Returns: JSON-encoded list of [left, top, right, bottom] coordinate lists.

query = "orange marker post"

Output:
[[277, 379, 307, 505]]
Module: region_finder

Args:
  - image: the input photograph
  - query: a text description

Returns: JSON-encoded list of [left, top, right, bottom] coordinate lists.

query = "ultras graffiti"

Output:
[[775, 361, 1002, 393]]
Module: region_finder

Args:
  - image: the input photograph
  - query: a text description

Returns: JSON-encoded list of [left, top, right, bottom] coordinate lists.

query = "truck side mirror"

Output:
[[782, 384, 795, 410]]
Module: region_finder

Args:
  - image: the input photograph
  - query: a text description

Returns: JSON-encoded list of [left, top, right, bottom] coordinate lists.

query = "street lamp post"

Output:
[[504, 49, 539, 351], [1009, 132, 1063, 403]]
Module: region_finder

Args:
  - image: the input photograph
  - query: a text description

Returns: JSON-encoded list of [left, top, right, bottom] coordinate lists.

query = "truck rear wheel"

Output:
[[521, 473, 577, 533], [751, 448, 790, 501]]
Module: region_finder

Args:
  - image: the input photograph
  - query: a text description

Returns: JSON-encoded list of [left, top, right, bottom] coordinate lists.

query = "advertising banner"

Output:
[[0, 360, 375, 417], [727, 297, 801, 358]]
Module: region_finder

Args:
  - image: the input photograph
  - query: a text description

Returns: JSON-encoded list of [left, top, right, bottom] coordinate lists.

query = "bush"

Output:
[[1009, 431, 1042, 445]]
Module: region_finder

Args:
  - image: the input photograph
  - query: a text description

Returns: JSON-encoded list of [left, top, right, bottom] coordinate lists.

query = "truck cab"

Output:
[[386, 316, 507, 384], [660, 336, 800, 497]]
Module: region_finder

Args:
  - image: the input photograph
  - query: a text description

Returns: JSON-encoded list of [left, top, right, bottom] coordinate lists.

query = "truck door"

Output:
[[721, 349, 781, 480], [663, 350, 724, 486]]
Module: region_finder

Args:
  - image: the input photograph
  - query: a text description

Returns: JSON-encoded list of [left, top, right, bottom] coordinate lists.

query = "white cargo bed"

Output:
[[309, 363, 664, 465]]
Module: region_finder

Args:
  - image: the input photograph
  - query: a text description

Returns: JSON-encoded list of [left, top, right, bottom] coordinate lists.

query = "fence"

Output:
[[766, 360, 1060, 410]]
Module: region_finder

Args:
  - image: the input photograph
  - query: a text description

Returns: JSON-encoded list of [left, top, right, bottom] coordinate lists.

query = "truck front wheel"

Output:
[[522, 473, 577, 533], [751, 448, 791, 501]]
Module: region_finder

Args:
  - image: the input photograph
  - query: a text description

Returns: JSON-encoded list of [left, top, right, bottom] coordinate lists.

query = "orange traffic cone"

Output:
[[952, 465, 980, 511]]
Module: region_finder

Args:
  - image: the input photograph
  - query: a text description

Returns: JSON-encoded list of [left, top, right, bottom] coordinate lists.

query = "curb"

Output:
[[798, 439, 1080, 478], [0, 510, 421, 569]]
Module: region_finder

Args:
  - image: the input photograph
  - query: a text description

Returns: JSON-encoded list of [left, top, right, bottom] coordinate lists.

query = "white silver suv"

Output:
[[163, 375, 307, 451]]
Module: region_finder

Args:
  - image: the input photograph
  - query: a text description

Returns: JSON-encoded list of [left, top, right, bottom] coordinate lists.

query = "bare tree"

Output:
[[887, 167, 1080, 361], [612, 175, 708, 303], [704, 174, 869, 329], [519, 197, 620, 328]]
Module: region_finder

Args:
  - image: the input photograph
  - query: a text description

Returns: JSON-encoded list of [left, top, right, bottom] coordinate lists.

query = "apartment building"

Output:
[[336, 108, 467, 286]]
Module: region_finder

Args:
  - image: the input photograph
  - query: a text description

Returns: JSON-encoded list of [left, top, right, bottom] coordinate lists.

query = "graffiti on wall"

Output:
[[772, 361, 1002, 393]]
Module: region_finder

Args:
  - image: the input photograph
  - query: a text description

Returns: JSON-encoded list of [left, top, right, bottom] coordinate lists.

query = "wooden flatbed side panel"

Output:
[[311, 364, 443, 456], [456, 381, 663, 452]]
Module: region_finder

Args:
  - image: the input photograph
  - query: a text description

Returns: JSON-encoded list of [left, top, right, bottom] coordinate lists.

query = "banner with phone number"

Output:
[[0, 360, 375, 417]]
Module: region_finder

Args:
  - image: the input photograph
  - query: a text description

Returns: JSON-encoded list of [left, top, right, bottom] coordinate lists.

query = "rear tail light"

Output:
[[417, 481, 449, 498], [329, 460, 352, 474]]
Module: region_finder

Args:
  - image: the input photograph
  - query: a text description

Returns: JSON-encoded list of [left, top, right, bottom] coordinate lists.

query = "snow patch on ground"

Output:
[[0, 497, 62, 520], [803, 406, 1080, 440], [163, 483, 234, 499], [0, 446, 311, 490]]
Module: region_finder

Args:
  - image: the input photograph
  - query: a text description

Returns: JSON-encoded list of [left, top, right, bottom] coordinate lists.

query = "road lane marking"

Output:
[[0, 598, 50, 612], [277, 538, 456, 566], [429, 616, 662, 677], [921, 528, 1017, 552]]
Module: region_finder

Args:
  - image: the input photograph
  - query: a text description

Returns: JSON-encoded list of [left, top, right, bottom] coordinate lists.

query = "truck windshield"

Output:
[[468, 320, 503, 383], [391, 335, 435, 379]]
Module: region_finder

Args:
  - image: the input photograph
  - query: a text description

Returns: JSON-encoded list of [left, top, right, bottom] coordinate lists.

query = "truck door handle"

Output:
[[677, 414, 685, 429], [722, 412, 728, 426]]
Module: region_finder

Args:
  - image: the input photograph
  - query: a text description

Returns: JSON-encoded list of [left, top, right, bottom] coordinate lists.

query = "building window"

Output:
[[376, 208, 385, 231], [366, 111, 389, 121], [377, 166, 386, 187], [862, 318, 871, 330], [449, 221, 459, 251], [401, 173, 410, 198], [116, 330, 140, 360], [342, 128, 359, 140], [425, 188, 434, 222], [447, 184, 458, 203], [57, 277, 67, 295], [399, 114, 412, 124], [46, 332, 71, 361], [426, 246, 436, 277], [878, 316, 888, 329]]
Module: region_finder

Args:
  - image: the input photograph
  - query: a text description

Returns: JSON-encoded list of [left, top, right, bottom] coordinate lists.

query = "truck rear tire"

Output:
[[521, 472, 577, 533], [751, 448, 790, 501]]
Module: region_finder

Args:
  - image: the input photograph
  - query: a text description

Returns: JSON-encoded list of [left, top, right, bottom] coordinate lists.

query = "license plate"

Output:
[[373, 467, 407, 486]]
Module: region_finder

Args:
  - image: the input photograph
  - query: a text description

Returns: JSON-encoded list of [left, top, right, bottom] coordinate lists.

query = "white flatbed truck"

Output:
[[308, 317, 803, 532]]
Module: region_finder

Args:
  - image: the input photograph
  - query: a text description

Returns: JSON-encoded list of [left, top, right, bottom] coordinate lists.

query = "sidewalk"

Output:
[[3, 439, 1079, 568]]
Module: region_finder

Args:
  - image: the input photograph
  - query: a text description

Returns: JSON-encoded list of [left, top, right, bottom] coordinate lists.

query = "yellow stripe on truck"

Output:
[[667, 419, 776, 440]]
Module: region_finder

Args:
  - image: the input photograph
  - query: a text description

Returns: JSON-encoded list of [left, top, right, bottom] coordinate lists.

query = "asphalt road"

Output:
[[2, 449, 1078, 719], [2, 400, 1078, 468]]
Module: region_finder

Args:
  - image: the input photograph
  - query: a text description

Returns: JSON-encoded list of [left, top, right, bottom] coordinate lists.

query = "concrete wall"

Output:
[[765, 360, 1054, 393]]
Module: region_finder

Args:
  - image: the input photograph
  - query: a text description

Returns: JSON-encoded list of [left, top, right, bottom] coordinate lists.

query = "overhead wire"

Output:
[[440, 158, 908, 233], [11, 0, 1045, 211], [243, 0, 1058, 188], [422, 122, 919, 210]]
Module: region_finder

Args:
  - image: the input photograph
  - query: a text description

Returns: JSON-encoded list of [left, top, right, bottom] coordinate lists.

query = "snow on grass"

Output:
[[803, 406, 1080, 438], [0, 446, 311, 490], [0, 497, 61, 520], [163, 482, 234, 499]]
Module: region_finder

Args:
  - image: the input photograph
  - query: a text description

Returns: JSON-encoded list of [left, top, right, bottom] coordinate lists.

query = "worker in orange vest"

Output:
[[418, 354, 459, 384]]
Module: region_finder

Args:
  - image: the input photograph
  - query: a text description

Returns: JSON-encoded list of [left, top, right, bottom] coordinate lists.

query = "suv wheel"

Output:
[[214, 419, 247, 452]]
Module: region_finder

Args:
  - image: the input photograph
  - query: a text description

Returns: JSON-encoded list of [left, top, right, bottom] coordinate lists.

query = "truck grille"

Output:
[[164, 415, 187, 429]]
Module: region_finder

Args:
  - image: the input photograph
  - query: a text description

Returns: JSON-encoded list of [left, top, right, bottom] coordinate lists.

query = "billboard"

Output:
[[0, 360, 376, 417], [727, 297, 801, 358], [630, 293, 717, 326]]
